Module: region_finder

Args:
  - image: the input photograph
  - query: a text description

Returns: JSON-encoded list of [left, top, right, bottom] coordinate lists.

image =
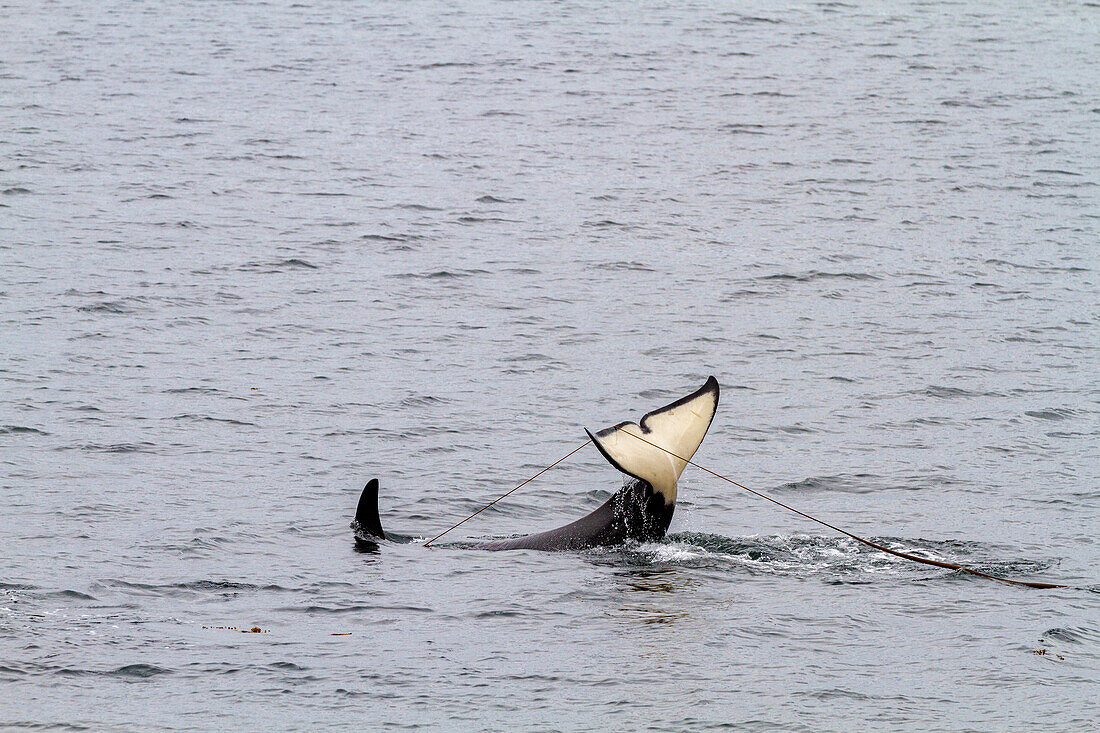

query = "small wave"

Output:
[[71, 441, 157, 454], [391, 269, 488, 279], [921, 385, 979, 399], [111, 664, 172, 679], [1041, 627, 1099, 645], [360, 233, 412, 242], [99, 579, 293, 596], [290, 604, 433, 614], [1024, 408, 1077, 421], [77, 300, 133, 314], [457, 215, 516, 224], [170, 414, 256, 426], [399, 394, 449, 407], [758, 271, 880, 283], [722, 123, 769, 134], [57, 664, 172, 679], [475, 195, 520, 204], [40, 589, 97, 601], [238, 258, 317, 272], [395, 203, 442, 211], [582, 219, 634, 229], [775, 474, 880, 493], [590, 261, 655, 272], [474, 609, 523, 618], [419, 61, 476, 70], [0, 425, 49, 435]]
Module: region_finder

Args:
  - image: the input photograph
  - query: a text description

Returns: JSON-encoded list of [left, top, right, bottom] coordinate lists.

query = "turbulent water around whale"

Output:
[[2, 1, 1098, 730]]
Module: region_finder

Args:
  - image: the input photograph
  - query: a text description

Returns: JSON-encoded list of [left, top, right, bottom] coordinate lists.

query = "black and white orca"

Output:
[[352, 376, 719, 551]]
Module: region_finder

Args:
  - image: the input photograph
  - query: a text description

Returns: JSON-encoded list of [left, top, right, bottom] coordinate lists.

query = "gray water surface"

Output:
[[2, 1, 1099, 730]]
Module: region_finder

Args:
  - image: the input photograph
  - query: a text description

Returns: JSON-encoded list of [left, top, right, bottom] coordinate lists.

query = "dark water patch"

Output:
[[3, 187, 32, 195], [0, 425, 49, 435]]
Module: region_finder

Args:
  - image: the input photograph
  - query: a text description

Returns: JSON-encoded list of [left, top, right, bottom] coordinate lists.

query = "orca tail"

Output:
[[353, 478, 386, 540], [585, 376, 719, 506]]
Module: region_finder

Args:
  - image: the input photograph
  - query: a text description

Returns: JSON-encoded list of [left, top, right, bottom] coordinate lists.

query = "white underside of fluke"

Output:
[[586, 376, 720, 505]]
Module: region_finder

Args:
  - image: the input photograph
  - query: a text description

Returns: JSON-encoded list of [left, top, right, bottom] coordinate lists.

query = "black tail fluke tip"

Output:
[[353, 478, 386, 541]]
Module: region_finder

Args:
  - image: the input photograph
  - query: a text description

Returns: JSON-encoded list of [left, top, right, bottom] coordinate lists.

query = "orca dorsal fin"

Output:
[[354, 478, 386, 540], [586, 376, 719, 505]]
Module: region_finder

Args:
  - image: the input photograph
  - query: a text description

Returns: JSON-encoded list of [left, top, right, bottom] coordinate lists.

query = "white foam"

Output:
[[642, 543, 702, 562]]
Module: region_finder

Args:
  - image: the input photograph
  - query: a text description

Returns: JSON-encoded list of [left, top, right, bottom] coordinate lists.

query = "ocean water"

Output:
[[2, 0, 1098, 730]]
